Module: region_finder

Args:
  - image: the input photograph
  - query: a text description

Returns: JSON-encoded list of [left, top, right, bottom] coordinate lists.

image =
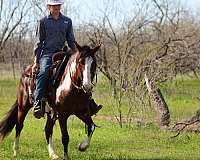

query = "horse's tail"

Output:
[[0, 100, 18, 143]]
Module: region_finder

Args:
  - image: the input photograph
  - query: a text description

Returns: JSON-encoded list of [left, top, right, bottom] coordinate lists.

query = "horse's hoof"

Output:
[[50, 154, 59, 160], [13, 151, 18, 160], [78, 140, 90, 152], [13, 156, 17, 160]]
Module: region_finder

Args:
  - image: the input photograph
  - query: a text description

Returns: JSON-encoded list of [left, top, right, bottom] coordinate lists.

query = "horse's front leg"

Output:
[[45, 113, 58, 160], [76, 114, 95, 152], [58, 114, 70, 160]]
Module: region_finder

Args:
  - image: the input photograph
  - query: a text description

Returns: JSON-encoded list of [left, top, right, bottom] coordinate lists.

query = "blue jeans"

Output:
[[34, 55, 52, 101]]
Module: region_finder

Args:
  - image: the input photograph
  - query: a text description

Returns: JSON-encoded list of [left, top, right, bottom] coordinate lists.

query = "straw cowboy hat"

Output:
[[47, 0, 64, 5]]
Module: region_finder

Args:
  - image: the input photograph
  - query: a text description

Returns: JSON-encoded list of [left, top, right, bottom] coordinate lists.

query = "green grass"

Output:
[[1, 75, 200, 159], [160, 76, 200, 121]]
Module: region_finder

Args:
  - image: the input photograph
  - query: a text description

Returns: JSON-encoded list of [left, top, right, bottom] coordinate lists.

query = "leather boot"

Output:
[[88, 99, 102, 116], [33, 100, 45, 119]]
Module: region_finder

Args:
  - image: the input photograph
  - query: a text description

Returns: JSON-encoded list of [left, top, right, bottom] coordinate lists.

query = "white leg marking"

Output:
[[78, 124, 95, 152], [64, 152, 70, 160], [83, 57, 93, 91], [13, 136, 19, 158], [56, 59, 77, 103], [78, 136, 92, 152], [48, 136, 59, 159]]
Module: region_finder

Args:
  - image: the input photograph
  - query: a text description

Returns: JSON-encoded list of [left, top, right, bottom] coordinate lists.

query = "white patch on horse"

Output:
[[56, 59, 77, 103], [78, 124, 95, 151], [48, 136, 59, 159], [13, 136, 19, 158], [82, 57, 93, 90]]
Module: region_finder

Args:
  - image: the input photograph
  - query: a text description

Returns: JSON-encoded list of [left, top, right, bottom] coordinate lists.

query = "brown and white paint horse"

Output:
[[0, 42, 101, 160]]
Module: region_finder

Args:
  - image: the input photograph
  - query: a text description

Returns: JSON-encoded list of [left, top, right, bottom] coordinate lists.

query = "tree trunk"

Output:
[[144, 73, 170, 128]]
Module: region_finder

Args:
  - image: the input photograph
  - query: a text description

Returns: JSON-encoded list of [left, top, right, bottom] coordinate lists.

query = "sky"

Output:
[[183, 0, 200, 9], [66, 0, 200, 25]]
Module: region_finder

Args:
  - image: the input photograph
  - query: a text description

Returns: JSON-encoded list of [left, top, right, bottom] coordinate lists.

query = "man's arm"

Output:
[[34, 19, 46, 64], [66, 18, 76, 51]]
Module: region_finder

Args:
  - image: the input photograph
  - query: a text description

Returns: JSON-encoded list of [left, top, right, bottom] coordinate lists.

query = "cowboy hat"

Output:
[[47, 0, 63, 5]]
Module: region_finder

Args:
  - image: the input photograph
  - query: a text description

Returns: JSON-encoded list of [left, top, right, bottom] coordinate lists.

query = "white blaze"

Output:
[[82, 57, 93, 90]]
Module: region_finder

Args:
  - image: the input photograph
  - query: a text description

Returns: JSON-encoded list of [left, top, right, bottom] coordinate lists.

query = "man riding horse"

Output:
[[32, 0, 102, 119], [0, 1, 102, 158]]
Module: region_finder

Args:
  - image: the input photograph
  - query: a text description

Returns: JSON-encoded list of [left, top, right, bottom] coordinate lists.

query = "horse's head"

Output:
[[69, 42, 101, 93]]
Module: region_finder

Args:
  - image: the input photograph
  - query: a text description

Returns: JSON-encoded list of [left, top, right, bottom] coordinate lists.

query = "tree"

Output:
[[81, 0, 200, 127], [0, 0, 30, 63]]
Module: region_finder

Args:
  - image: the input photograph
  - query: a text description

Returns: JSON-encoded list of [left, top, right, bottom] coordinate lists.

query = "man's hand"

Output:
[[32, 56, 38, 74], [32, 63, 38, 74]]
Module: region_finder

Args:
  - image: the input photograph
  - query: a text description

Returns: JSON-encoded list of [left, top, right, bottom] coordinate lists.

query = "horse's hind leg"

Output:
[[13, 108, 30, 159], [45, 113, 59, 160], [76, 114, 95, 152]]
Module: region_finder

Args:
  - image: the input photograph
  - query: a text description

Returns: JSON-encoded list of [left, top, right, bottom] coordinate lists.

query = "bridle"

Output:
[[69, 56, 96, 93]]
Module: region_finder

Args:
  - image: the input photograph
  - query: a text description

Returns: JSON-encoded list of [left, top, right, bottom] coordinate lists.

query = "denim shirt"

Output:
[[34, 13, 76, 63]]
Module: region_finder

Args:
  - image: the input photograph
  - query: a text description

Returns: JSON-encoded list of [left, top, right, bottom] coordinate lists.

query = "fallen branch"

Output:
[[171, 108, 200, 138]]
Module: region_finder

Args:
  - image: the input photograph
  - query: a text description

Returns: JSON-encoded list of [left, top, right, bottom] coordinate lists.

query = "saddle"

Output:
[[22, 52, 68, 106]]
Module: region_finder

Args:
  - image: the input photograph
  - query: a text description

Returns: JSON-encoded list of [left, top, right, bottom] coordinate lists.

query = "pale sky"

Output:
[[66, 0, 200, 25], [182, 0, 200, 9]]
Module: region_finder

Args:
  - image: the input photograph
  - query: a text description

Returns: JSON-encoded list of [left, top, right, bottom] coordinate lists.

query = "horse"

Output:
[[0, 42, 101, 160]]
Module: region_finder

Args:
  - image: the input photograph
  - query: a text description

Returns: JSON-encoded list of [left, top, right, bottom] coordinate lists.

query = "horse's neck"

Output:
[[56, 55, 79, 102]]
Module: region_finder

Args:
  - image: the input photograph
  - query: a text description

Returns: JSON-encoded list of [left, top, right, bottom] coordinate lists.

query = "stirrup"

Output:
[[33, 100, 45, 119]]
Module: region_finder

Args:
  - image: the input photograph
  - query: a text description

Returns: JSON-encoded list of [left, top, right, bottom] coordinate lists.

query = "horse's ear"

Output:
[[91, 44, 101, 55], [74, 41, 82, 51]]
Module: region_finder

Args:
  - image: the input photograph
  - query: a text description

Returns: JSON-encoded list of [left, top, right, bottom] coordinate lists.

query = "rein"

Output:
[[68, 58, 96, 93], [69, 64, 83, 90], [69, 61, 88, 93]]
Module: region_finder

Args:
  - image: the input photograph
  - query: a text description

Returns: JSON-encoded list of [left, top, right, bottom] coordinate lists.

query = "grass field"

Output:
[[0, 74, 200, 160]]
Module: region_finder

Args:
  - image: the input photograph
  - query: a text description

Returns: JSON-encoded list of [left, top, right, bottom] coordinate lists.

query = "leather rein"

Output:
[[69, 58, 96, 93]]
